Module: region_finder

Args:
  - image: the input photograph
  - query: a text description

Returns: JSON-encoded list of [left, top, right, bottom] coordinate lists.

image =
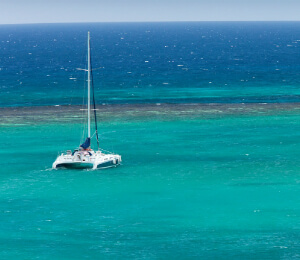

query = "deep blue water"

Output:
[[1, 22, 300, 107]]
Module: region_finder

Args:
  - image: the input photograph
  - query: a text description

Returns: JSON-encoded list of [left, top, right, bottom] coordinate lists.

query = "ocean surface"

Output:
[[0, 22, 300, 259]]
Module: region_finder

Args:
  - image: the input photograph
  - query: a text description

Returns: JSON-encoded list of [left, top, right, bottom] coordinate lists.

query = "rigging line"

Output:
[[90, 40, 100, 151], [80, 52, 88, 146], [99, 148, 115, 154], [72, 41, 88, 147], [91, 131, 96, 138], [77, 67, 103, 71], [91, 67, 103, 71]]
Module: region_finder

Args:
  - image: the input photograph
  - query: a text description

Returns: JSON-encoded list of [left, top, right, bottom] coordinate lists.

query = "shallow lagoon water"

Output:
[[1, 105, 300, 259]]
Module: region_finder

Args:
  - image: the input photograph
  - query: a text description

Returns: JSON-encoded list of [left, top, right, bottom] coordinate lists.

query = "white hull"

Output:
[[52, 150, 121, 170]]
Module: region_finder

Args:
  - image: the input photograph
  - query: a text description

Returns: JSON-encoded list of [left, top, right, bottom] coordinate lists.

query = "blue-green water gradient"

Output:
[[1, 22, 300, 259]]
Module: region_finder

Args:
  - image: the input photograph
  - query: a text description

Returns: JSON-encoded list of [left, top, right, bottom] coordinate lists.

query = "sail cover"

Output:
[[80, 137, 90, 149]]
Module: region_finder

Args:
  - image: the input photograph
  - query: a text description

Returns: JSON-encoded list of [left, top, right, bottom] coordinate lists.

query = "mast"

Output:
[[87, 31, 91, 138]]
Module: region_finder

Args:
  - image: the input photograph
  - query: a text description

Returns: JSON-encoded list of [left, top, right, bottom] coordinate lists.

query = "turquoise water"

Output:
[[1, 22, 300, 258], [1, 108, 299, 259]]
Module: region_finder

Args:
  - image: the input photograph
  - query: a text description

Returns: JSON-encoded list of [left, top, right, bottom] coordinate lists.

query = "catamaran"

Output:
[[52, 32, 122, 170]]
